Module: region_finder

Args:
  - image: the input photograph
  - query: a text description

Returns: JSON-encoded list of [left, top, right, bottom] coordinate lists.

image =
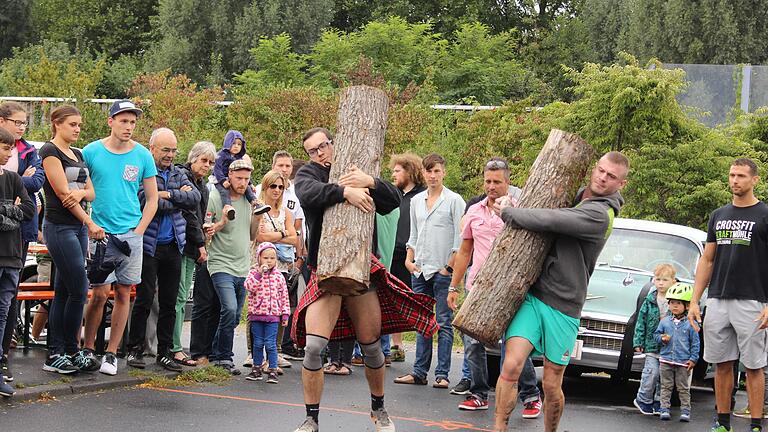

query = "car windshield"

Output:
[[597, 228, 701, 280]]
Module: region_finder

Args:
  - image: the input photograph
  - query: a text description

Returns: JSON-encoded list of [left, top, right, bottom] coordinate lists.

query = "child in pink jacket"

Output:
[[244, 242, 290, 383]]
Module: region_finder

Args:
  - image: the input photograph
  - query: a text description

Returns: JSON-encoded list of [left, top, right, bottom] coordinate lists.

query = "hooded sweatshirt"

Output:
[[244, 242, 291, 323], [500, 189, 624, 318], [213, 130, 247, 183]]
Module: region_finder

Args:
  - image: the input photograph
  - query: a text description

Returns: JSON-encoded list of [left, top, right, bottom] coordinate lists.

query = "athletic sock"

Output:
[[718, 413, 731, 429], [306, 403, 320, 423], [371, 394, 384, 411], [751, 417, 762, 430]]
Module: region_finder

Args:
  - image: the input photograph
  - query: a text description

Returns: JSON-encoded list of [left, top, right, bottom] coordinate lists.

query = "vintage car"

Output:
[[487, 217, 707, 384]]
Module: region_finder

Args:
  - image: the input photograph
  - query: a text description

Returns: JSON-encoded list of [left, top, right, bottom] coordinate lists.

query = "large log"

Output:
[[453, 129, 595, 347], [316, 85, 390, 296]]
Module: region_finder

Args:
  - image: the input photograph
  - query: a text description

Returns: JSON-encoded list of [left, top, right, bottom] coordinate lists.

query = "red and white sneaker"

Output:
[[522, 400, 542, 419], [458, 396, 489, 411]]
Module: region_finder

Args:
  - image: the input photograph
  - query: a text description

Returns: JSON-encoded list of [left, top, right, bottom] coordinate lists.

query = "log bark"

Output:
[[316, 85, 390, 296], [453, 129, 595, 347]]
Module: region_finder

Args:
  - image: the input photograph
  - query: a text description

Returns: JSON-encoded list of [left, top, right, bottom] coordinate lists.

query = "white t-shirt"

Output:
[[255, 182, 305, 225]]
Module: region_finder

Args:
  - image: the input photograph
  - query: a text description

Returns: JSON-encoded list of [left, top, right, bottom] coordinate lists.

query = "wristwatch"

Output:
[[448, 286, 459, 293], [444, 265, 453, 274]]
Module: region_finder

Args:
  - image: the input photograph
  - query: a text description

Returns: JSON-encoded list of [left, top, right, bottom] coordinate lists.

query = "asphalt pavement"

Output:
[[0, 324, 754, 431]]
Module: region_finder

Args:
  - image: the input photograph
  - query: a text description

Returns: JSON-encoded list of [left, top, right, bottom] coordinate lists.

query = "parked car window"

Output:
[[597, 229, 700, 279]]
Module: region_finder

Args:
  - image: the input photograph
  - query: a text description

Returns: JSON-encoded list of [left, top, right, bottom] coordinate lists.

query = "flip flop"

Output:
[[323, 363, 339, 374], [173, 352, 197, 367], [433, 377, 450, 388], [394, 373, 428, 385]]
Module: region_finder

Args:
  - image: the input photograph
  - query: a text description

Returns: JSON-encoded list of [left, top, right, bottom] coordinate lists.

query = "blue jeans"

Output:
[[412, 273, 453, 380], [0, 267, 20, 359], [636, 355, 661, 404], [210, 272, 246, 364], [251, 321, 279, 369], [463, 333, 489, 399], [461, 345, 472, 381], [499, 343, 541, 403], [45, 222, 88, 356]]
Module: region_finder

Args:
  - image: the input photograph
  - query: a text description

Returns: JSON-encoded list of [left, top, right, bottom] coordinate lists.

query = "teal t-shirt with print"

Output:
[[82, 139, 157, 234]]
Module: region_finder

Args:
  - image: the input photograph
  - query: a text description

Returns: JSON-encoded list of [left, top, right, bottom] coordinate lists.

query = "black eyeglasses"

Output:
[[305, 140, 332, 158], [485, 160, 508, 170], [268, 184, 285, 190], [2, 118, 28, 128]]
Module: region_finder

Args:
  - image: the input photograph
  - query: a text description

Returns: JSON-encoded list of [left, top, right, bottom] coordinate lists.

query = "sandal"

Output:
[[433, 377, 450, 388], [323, 363, 338, 374], [332, 364, 352, 376], [173, 352, 197, 367], [394, 373, 428, 385]]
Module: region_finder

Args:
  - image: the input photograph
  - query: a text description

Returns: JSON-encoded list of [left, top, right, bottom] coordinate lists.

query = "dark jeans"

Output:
[[463, 333, 490, 400], [45, 222, 88, 356], [328, 339, 355, 365], [0, 267, 20, 359], [127, 243, 182, 356], [390, 248, 411, 289], [2, 241, 27, 355], [412, 273, 453, 380], [190, 262, 220, 359]]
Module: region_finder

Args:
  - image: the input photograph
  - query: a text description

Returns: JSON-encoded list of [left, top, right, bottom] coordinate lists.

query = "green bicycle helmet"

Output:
[[666, 282, 693, 302]]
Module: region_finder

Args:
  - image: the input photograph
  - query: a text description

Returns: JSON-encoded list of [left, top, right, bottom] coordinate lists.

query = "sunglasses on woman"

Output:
[[268, 184, 285, 190]]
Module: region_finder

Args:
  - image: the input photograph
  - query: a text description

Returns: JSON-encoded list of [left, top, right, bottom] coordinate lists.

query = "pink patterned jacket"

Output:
[[244, 267, 290, 321]]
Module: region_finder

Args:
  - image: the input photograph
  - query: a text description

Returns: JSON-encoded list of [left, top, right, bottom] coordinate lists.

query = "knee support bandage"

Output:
[[302, 334, 329, 371], [359, 338, 385, 369]]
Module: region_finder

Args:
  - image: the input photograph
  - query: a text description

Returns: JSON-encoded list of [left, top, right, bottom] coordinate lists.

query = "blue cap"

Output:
[[109, 100, 143, 118]]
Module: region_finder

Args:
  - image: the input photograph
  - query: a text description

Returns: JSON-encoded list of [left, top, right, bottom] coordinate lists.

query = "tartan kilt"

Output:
[[291, 255, 439, 347]]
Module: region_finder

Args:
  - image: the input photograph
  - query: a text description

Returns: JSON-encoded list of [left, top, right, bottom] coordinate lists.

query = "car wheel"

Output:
[[564, 366, 583, 378]]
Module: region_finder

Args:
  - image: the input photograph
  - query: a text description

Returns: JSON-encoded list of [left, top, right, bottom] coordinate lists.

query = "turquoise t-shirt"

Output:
[[82, 139, 157, 234]]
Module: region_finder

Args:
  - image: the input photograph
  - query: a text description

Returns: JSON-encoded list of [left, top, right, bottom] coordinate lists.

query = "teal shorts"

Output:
[[505, 293, 580, 366]]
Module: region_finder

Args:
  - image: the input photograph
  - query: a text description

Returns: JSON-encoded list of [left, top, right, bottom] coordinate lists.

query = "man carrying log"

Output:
[[492, 151, 628, 432], [291, 127, 438, 432]]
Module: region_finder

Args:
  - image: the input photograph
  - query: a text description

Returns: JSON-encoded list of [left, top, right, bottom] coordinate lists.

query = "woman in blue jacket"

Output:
[[0, 102, 44, 381]]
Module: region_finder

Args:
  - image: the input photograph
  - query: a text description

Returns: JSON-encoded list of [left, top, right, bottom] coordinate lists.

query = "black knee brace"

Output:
[[302, 334, 329, 371], [359, 338, 385, 369]]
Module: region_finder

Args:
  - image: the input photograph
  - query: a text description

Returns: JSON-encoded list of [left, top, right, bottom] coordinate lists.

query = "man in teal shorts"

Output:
[[492, 151, 629, 432]]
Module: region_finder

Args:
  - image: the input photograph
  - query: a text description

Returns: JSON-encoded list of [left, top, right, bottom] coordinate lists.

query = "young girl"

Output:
[[244, 242, 290, 383], [654, 283, 700, 422]]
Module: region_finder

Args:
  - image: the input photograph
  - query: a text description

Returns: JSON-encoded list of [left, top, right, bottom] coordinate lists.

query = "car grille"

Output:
[[580, 318, 626, 334], [579, 335, 623, 351]]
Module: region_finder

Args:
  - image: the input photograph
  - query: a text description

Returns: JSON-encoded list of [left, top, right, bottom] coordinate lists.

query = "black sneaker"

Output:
[[78, 348, 101, 372], [43, 354, 79, 374], [253, 203, 271, 215], [126, 352, 146, 369], [282, 346, 305, 361], [0, 378, 14, 397], [245, 368, 263, 381], [450, 377, 472, 395], [0, 356, 12, 382], [266, 370, 279, 384], [218, 363, 242, 376], [157, 354, 183, 372]]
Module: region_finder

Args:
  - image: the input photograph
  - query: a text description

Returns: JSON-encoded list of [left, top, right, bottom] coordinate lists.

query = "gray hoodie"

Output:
[[501, 189, 624, 318]]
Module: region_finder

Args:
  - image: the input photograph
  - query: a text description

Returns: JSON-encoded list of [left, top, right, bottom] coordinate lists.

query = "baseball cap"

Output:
[[229, 159, 254, 172], [109, 99, 143, 118]]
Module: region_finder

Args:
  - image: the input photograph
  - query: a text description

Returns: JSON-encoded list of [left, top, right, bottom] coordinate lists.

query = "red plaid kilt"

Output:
[[291, 255, 439, 347]]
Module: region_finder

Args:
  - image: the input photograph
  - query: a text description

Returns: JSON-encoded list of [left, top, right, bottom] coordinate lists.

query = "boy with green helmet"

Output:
[[654, 282, 700, 422]]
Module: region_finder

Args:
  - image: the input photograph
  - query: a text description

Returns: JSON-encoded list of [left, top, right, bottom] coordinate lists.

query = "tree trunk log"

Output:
[[453, 129, 595, 347], [316, 85, 390, 296]]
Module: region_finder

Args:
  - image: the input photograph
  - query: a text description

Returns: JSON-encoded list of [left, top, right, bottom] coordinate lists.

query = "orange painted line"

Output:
[[147, 386, 494, 431]]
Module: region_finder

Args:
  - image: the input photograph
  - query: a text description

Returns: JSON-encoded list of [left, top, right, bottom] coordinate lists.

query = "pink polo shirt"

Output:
[[462, 197, 505, 291]]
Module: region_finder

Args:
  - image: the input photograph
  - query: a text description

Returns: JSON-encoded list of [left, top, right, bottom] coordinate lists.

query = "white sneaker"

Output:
[[278, 354, 292, 368], [99, 352, 118, 376], [371, 408, 396, 431]]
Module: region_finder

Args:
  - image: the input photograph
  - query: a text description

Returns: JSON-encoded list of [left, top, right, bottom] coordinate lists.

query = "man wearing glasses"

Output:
[[82, 100, 159, 376], [125, 128, 200, 372], [291, 127, 438, 432]]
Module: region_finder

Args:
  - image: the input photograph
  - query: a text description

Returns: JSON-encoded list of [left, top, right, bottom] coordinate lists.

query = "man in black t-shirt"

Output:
[[690, 158, 768, 432]]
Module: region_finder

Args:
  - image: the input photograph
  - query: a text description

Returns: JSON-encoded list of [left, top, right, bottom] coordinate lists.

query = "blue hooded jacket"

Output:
[[15, 138, 44, 243], [213, 130, 246, 183], [654, 314, 700, 365]]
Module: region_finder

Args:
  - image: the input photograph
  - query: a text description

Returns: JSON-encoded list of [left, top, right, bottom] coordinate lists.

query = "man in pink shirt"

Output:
[[447, 158, 541, 417]]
